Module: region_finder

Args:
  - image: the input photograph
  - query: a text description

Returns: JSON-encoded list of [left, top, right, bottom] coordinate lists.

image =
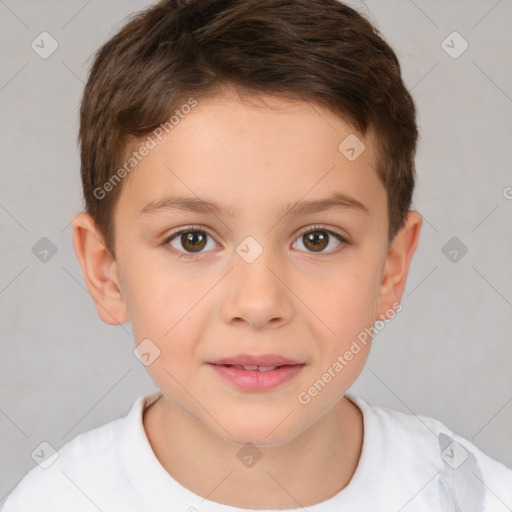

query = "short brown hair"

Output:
[[78, 0, 418, 258]]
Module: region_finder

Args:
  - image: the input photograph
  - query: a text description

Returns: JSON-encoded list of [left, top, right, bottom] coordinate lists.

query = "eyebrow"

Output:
[[140, 192, 369, 218]]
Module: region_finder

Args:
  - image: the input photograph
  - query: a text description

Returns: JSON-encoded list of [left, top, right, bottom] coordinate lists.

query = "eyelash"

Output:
[[162, 224, 350, 259]]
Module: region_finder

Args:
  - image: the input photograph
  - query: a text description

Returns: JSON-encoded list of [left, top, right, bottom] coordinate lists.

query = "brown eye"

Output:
[[293, 226, 346, 254], [166, 228, 217, 255], [303, 230, 329, 252], [180, 231, 207, 252]]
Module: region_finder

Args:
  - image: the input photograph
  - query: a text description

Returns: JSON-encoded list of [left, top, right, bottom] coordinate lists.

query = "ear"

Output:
[[71, 212, 129, 325], [375, 210, 422, 320]]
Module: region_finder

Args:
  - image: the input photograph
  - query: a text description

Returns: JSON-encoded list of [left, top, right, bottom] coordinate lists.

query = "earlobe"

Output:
[[375, 210, 422, 319], [71, 212, 129, 326]]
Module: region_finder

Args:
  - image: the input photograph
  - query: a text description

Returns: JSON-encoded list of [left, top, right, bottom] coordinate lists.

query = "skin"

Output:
[[72, 86, 422, 509]]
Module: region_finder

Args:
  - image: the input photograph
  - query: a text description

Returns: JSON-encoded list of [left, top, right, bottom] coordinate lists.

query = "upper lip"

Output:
[[209, 354, 304, 367]]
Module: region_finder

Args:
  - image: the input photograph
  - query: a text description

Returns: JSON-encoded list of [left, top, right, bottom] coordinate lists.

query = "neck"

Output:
[[143, 394, 363, 509]]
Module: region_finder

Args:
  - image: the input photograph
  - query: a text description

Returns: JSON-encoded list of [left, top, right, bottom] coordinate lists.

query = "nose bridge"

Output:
[[235, 233, 283, 296], [222, 234, 292, 328]]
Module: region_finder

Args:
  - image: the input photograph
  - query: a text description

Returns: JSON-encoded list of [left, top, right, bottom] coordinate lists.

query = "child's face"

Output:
[[75, 87, 421, 446]]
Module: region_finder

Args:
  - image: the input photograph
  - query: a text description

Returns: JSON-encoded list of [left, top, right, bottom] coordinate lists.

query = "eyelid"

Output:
[[296, 224, 348, 241], [165, 224, 214, 238], [165, 224, 348, 241]]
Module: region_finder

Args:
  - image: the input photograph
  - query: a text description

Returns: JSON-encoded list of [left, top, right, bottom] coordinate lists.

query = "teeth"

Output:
[[257, 365, 276, 372], [231, 365, 278, 371]]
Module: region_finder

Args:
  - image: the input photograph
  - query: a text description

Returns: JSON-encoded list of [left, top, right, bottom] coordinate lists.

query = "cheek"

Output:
[[116, 249, 183, 340], [129, 277, 192, 341], [123, 268, 210, 375], [119, 241, 213, 324], [297, 268, 378, 402], [293, 250, 383, 336]]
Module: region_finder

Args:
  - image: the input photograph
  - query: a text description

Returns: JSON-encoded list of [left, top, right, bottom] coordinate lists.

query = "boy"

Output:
[[3, 0, 511, 510]]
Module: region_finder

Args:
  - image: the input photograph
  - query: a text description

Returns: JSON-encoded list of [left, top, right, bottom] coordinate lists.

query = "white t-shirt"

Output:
[[3, 390, 512, 512]]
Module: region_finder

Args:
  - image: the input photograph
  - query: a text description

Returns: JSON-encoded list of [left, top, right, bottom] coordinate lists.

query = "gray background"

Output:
[[1, 0, 511, 504]]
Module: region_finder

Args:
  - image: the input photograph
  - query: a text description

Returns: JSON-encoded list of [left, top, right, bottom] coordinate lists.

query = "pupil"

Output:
[[306, 231, 327, 252], [183, 231, 206, 252]]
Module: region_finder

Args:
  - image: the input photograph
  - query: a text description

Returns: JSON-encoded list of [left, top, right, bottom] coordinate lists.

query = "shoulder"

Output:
[[2, 391, 158, 512], [348, 394, 512, 511], [2, 418, 123, 511]]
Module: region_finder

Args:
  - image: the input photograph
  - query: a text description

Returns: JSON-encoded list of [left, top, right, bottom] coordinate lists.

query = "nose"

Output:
[[221, 244, 294, 330]]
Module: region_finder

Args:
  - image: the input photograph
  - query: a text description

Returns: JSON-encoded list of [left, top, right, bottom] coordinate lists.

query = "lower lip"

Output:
[[207, 364, 304, 391]]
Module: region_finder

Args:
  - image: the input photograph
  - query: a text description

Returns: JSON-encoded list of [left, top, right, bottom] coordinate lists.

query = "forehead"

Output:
[[117, 89, 385, 222]]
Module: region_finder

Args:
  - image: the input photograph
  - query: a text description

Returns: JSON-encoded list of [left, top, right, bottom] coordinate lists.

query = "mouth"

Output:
[[215, 363, 295, 372], [209, 353, 304, 368], [206, 361, 305, 391]]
